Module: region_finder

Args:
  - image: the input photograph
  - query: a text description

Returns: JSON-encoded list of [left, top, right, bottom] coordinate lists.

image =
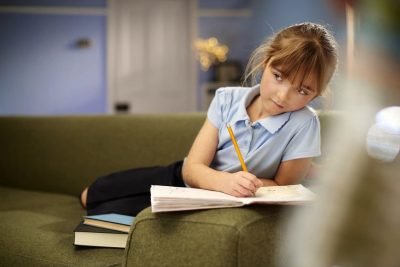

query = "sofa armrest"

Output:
[[123, 205, 293, 267]]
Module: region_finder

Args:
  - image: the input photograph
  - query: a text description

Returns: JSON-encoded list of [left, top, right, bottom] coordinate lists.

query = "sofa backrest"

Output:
[[0, 114, 205, 195], [0, 112, 338, 196]]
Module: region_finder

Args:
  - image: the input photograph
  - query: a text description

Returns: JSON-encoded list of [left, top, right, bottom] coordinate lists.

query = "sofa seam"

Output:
[[133, 216, 248, 229], [236, 216, 269, 231], [235, 227, 241, 267], [123, 225, 135, 267], [0, 249, 71, 267], [236, 216, 274, 267], [0, 246, 121, 267]]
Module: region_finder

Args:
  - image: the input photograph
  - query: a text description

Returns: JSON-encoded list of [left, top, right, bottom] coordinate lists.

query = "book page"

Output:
[[150, 185, 242, 212], [151, 185, 238, 201], [241, 185, 316, 204]]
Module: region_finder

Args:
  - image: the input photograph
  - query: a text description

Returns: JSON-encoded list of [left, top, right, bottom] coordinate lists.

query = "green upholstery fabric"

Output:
[[0, 186, 124, 267], [0, 114, 204, 195], [0, 114, 205, 267], [125, 206, 292, 267]]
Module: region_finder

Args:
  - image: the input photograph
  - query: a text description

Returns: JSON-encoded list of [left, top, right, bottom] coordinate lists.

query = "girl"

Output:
[[81, 22, 338, 216]]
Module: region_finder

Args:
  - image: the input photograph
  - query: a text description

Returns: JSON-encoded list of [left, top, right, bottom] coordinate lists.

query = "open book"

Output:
[[151, 184, 316, 213]]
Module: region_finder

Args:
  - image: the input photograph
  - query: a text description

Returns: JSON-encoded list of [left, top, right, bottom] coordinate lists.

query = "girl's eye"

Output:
[[298, 88, 309, 95], [273, 73, 282, 81]]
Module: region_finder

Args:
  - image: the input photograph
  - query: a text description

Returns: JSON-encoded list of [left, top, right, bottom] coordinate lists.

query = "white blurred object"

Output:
[[367, 106, 400, 161]]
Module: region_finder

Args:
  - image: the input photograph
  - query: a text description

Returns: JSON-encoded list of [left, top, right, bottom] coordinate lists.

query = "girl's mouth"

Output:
[[272, 100, 284, 109]]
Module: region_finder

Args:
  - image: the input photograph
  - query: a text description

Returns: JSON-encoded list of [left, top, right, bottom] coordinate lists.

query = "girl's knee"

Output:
[[80, 186, 88, 209]]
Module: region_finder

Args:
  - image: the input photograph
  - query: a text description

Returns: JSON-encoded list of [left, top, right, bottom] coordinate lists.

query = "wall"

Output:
[[0, 0, 107, 115], [0, 0, 346, 115]]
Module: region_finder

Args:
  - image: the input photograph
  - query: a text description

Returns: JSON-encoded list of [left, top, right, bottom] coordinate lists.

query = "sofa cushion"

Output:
[[125, 205, 293, 267], [0, 186, 124, 267]]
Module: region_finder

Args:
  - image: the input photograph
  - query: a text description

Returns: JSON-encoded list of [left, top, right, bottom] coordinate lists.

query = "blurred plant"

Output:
[[194, 37, 229, 71]]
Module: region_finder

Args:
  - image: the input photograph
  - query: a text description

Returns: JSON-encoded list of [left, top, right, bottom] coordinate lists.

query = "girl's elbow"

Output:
[[181, 161, 189, 180], [181, 160, 195, 185]]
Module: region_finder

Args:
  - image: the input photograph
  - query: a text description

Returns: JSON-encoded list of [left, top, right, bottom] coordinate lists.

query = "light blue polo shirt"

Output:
[[207, 85, 321, 179]]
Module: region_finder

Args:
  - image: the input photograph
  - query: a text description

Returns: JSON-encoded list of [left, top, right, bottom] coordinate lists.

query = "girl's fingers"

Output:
[[240, 172, 263, 189], [229, 172, 263, 197], [237, 180, 258, 196], [233, 185, 254, 197]]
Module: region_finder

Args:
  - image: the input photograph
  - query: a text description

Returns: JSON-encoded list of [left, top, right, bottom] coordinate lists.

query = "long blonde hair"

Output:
[[243, 22, 338, 96]]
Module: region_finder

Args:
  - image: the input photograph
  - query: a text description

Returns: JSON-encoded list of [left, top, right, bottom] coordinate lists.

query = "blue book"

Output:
[[83, 213, 135, 233]]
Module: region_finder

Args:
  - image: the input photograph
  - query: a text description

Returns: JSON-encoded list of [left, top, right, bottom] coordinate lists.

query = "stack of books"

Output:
[[74, 213, 135, 248]]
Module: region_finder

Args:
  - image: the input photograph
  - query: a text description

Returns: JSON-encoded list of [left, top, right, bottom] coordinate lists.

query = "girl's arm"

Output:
[[259, 158, 313, 186], [182, 119, 262, 197]]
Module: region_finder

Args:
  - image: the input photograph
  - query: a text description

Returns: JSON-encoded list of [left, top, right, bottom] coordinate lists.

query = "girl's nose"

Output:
[[277, 84, 291, 102]]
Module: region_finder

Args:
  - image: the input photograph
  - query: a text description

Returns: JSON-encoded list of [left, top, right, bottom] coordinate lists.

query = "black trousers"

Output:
[[86, 160, 185, 216]]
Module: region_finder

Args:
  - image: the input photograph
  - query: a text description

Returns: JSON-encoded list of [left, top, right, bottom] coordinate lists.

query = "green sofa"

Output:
[[0, 113, 335, 267]]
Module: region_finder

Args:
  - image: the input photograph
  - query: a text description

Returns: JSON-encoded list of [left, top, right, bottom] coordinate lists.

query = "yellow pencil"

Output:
[[226, 123, 248, 172]]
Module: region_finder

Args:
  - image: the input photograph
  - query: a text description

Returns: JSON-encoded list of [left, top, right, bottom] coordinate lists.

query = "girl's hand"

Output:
[[220, 171, 263, 197]]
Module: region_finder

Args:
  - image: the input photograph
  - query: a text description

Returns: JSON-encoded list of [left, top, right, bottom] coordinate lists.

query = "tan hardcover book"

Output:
[[83, 213, 134, 233]]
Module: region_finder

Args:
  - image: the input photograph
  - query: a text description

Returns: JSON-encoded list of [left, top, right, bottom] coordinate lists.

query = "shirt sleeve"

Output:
[[282, 115, 321, 161], [207, 88, 226, 129]]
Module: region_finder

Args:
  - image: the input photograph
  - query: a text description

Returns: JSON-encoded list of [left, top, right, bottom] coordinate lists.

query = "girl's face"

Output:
[[259, 63, 318, 116]]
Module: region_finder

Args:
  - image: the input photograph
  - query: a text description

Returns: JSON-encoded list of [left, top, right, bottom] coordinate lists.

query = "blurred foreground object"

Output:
[[367, 106, 400, 162], [279, 0, 400, 266], [280, 78, 400, 267]]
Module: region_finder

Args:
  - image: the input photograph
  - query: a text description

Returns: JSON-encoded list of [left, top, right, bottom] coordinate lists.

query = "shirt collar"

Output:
[[258, 112, 291, 134], [230, 85, 260, 124], [231, 85, 291, 134]]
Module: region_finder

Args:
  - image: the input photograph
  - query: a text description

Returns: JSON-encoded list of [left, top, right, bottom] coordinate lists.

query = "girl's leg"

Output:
[[85, 160, 184, 216], [80, 187, 88, 208]]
